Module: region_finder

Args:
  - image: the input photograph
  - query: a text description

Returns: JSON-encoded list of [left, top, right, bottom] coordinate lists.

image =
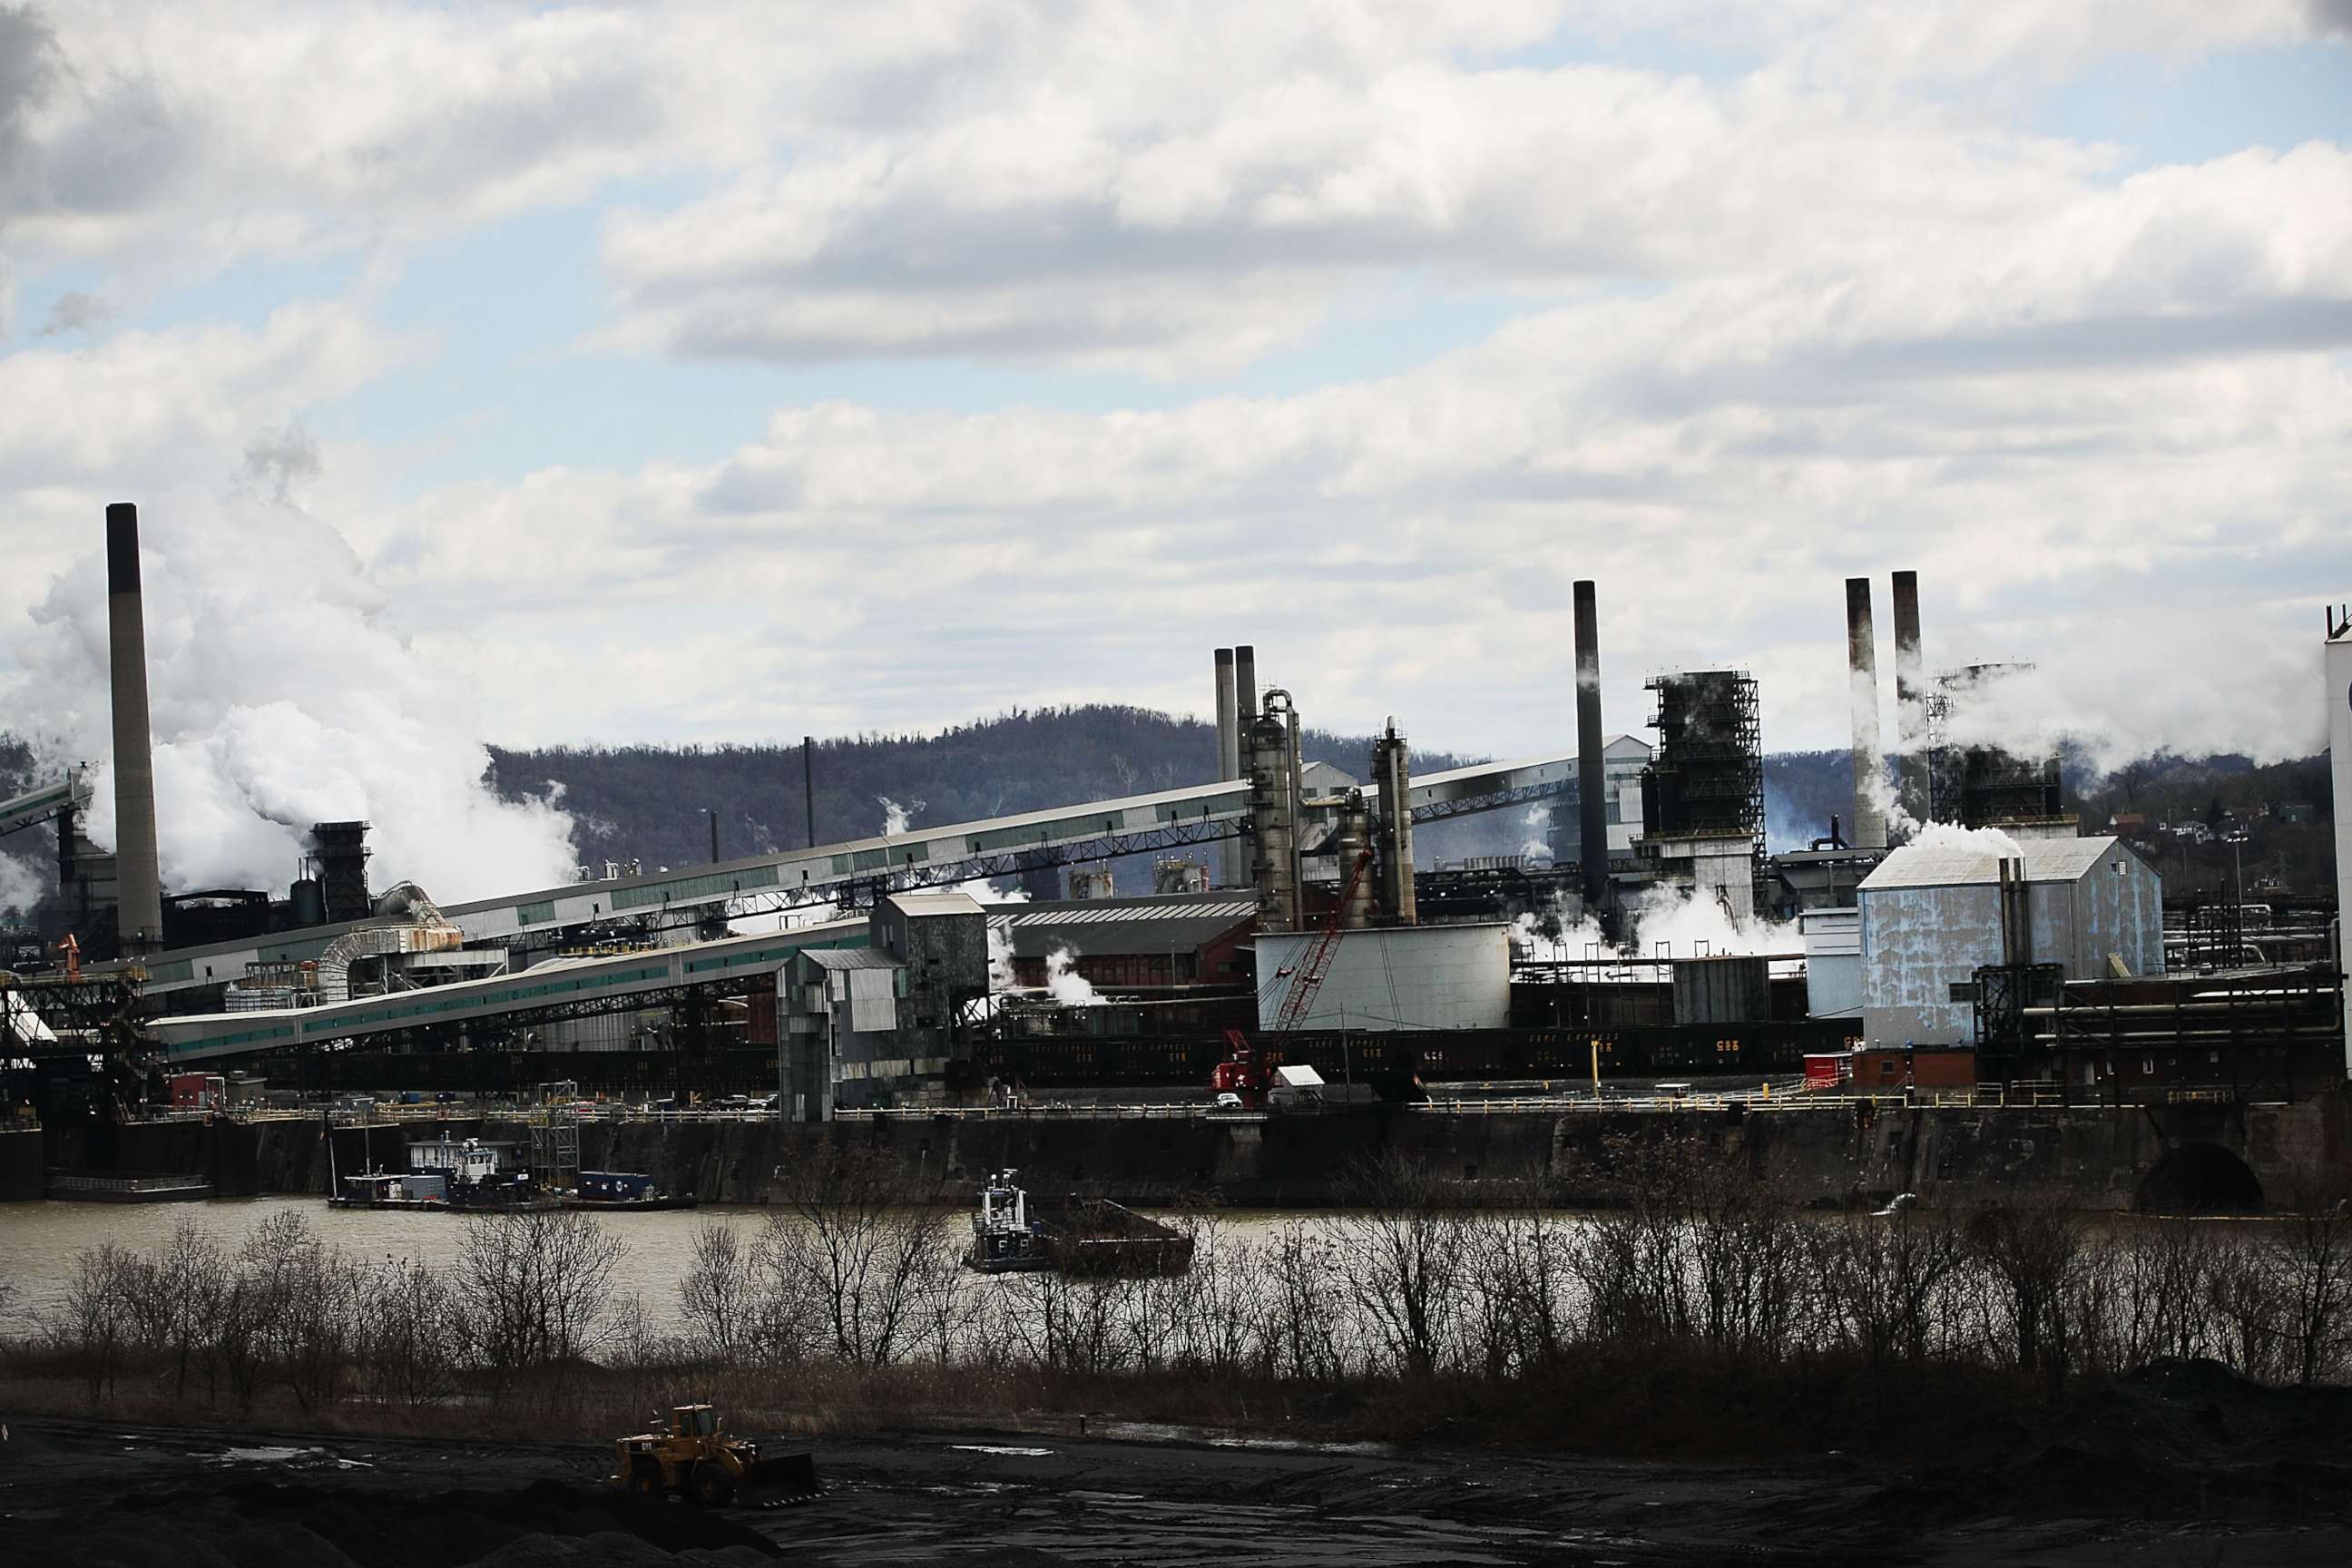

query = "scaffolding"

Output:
[[1925, 666, 2064, 828], [1639, 671, 1766, 910]]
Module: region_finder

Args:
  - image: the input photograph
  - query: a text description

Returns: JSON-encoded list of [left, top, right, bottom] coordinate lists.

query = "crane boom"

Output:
[[1271, 848, 1374, 1033]]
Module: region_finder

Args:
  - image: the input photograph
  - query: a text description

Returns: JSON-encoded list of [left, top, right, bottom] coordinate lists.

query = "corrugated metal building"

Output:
[[1856, 834, 2162, 1046], [989, 894, 1258, 989]]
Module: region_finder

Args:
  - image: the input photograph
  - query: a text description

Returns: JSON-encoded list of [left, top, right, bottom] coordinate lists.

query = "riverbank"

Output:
[[22, 1086, 2352, 1210]]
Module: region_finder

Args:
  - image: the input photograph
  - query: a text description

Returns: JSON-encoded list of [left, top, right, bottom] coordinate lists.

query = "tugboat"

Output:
[[564, 1171, 699, 1211], [411, 1134, 563, 1212], [965, 1170, 1053, 1273]]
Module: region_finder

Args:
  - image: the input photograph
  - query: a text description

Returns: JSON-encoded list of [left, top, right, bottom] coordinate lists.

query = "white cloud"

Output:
[[0, 0, 2346, 872]]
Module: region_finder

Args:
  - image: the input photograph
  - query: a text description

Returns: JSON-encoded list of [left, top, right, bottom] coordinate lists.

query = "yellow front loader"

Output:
[[611, 1405, 818, 1506]]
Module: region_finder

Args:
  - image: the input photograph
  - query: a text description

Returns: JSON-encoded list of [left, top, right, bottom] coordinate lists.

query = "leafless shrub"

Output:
[[357, 1256, 467, 1407], [2269, 1206, 2352, 1386], [1965, 1195, 2090, 1393], [50, 1241, 135, 1398], [456, 1210, 626, 1397], [1813, 1207, 1969, 1369], [761, 1146, 958, 1367], [1335, 1153, 1466, 1378], [679, 1220, 757, 1366]]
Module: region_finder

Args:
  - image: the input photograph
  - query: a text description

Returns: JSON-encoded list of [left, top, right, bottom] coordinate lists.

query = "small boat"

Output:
[[564, 1171, 699, 1211], [962, 1171, 1193, 1277], [965, 1170, 1053, 1273], [328, 1171, 446, 1210], [446, 1171, 564, 1212]]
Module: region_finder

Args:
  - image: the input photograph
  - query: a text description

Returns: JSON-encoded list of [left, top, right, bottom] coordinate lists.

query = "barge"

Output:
[[964, 1171, 1192, 1277]]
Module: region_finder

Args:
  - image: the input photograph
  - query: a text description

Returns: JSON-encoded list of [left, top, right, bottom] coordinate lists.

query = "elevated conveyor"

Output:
[[107, 749, 1581, 1000], [144, 919, 867, 1063], [0, 772, 90, 839]]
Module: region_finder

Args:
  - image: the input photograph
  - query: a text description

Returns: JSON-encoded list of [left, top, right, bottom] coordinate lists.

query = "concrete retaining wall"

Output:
[[21, 1092, 2349, 1210]]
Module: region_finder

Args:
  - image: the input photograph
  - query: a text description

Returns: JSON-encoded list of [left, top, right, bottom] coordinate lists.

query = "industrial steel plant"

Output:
[[2, 505, 2349, 1215]]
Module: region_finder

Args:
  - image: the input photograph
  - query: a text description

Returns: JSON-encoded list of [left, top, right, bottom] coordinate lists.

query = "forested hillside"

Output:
[[488, 705, 1497, 880]]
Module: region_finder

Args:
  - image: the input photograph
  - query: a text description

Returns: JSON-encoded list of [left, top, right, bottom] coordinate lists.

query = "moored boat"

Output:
[[965, 1170, 1052, 1273], [564, 1170, 699, 1211]]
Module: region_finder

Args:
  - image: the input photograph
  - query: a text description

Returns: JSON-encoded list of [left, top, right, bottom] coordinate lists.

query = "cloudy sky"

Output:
[[3, 1, 2350, 886]]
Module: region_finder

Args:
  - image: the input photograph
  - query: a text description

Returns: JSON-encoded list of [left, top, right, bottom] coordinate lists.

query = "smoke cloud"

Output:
[[4, 491, 577, 905], [0, 849, 44, 916], [1044, 940, 1102, 1006], [1622, 884, 1797, 959], [877, 795, 923, 838]]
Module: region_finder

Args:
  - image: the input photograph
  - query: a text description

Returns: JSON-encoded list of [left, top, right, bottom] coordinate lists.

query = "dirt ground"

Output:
[[5, 1381, 2351, 1567]]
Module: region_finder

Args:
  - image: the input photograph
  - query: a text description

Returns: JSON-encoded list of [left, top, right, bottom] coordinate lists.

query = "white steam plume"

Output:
[[0, 851, 45, 917], [1622, 883, 1797, 958], [5, 493, 576, 903], [877, 796, 924, 838], [1044, 941, 1103, 1006]]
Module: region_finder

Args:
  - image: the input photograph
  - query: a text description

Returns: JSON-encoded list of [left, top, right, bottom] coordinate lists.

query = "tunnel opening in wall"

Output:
[[2135, 1142, 2264, 1215]]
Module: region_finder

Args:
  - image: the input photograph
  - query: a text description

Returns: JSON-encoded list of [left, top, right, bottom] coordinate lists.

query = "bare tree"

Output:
[[1966, 1195, 2089, 1393], [764, 1145, 956, 1367], [1335, 1154, 1465, 1377], [52, 1242, 135, 1398], [2270, 1206, 2352, 1387], [1815, 1207, 1969, 1369], [456, 1210, 626, 1398], [679, 1220, 757, 1366], [358, 1256, 467, 1407]]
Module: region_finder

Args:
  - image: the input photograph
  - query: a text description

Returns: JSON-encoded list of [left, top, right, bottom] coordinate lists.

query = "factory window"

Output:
[[1948, 982, 1979, 1004]]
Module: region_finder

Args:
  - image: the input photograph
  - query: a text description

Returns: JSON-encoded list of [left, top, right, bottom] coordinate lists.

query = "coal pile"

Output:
[[1, 1476, 779, 1568]]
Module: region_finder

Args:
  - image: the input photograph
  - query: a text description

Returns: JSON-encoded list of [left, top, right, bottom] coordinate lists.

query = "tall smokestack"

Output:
[[105, 503, 163, 956], [1845, 577, 1887, 849], [1890, 570, 1927, 839], [1213, 649, 1240, 887], [1573, 581, 1607, 912], [1232, 645, 1257, 781]]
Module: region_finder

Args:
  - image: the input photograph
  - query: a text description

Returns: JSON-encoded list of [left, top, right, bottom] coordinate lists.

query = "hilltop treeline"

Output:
[[488, 704, 1490, 877]]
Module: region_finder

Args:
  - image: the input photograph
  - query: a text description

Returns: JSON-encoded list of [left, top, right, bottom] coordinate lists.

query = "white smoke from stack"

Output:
[[1622, 884, 1795, 958], [1519, 802, 1554, 864], [1874, 821, 2027, 873], [877, 796, 923, 838], [1044, 941, 1103, 1006], [0, 851, 44, 916], [7, 492, 575, 903], [986, 920, 1016, 993], [1883, 621, 2324, 785]]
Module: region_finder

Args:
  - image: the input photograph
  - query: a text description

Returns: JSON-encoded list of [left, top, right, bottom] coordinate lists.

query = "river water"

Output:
[[0, 1197, 1321, 1331]]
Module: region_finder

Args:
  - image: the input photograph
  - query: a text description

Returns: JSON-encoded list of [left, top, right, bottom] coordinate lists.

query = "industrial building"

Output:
[[5, 500, 2342, 1143], [992, 894, 1256, 991], [1856, 835, 2164, 1047]]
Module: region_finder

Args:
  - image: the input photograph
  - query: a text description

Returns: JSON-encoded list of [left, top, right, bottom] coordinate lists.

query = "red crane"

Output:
[[1272, 848, 1374, 1034]]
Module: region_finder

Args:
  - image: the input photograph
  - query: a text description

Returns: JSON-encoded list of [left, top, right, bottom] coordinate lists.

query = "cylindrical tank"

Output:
[[1248, 696, 1298, 932], [1334, 793, 1375, 930], [1372, 720, 1417, 926], [290, 877, 328, 928]]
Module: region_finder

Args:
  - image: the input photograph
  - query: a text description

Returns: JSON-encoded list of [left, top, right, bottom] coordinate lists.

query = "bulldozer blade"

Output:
[[740, 1451, 821, 1504]]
